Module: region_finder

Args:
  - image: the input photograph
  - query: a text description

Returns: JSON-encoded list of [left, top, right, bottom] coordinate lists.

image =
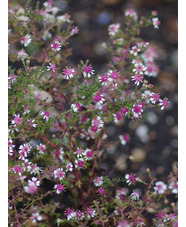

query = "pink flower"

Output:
[[70, 27, 79, 35], [51, 41, 62, 51], [125, 174, 136, 185], [119, 134, 130, 145], [83, 65, 95, 78], [154, 181, 167, 194], [57, 13, 71, 23], [93, 176, 103, 187], [142, 46, 158, 62], [66, 162, 73, 172], [169, 181, 178, 194], [108, 70, 119, 80], [131, 74, 143, 86], [47, 63, 56, 72], [108, 23, 120, 36], [40, 111, 50, 121], [125, 9, 137, 20], [53, 168, 65, 180], [94, 94, 105, 105], [55, 148, 64, 160], [120, 107, 128, 116], [82, 149, 93, 160], [30, 211, 42, 223], [54, 183, 65, 194], [152, 17, 160, 29], [132, 104, 143, 118], [152, 10, 158, 16], [65, 208, 76, 220], [26, 119, 37, 128], [130, 190, 140, 200], [11, 114, 22, 126], [117, 219, 130, 227], [113, 113, 123, 124], [159, 98, 169, 110], [133, 62, 146, 75], [71, 103, 81, 112], [150, 93, 160, 104], [19, 143, 32, 160], [75, 147, 83, 158], [75, 211, 84, 221], [75, 159, 85, 169], [98, 187, 105, 194], [64, 68, 75, 79], [136, 219, 145, 227], [13, 165, 22, 174], [86, 208, 96, 219], [20, 34, 32, 47], [145, 61, 159, 77], [17, 49, 28, 60], [98, 74, 109, 86], [24, 177, 40, 194], [130, 46, 141, 56], [36, 143, 46, 154], [115, 188, 128, 200]]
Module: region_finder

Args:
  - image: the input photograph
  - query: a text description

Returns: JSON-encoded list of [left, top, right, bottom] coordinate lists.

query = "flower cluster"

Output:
[[8, 3, 176, 227]]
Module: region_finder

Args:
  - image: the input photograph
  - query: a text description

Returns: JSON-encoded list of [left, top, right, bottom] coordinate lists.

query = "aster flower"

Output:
[[152, 17, 160, 29], [93, 176, 104, 187], [83, 65, 95, 78], [30, 211, 42, 224], [131, 74, 143, 86], [159, 98, 169, 110], [63, 67, 75, 79], [55, 148, 64, 160], [51, 41, 62, 51], [98, 74, 110, 86], [20, 34, 32, 47], [66, 162, 73, 172], [11, 114, 22, 126], [75, 211, 84, 221], [119, 134, 130, 145], [40, 111, 50, 121], [132, 104, 143, 118], [47, 63, 56, 72], [57, 13, 71, 23], [125, 174, 136, 185], [130, 190, 140, 201], [108, 23, 120, 36], [83, 149, 94, 160], [74, 158, 86, 169], [125, 9, 137, 20], [65, 208, 76, 220], [17, 49, 28, 60], [113, 113, 123, 124], [98, 187, 105, 194], [130, 46, 141, 56], [169, 181, 178, 194], [36, 143, 46, 154], [94, 94, 105, 105], [86, 208, 96, 219], [53, 168, 65, 180], [150, 93, 160, 104], [154, 181, 167, 194], [54, 183, 65, 194]]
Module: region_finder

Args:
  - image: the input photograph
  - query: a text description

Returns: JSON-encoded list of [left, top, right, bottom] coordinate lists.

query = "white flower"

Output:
[[154, 181, 167, 194], [152, 17, 160, 29], [30, 211, 42, 223], [20, 34, 32, 47]]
